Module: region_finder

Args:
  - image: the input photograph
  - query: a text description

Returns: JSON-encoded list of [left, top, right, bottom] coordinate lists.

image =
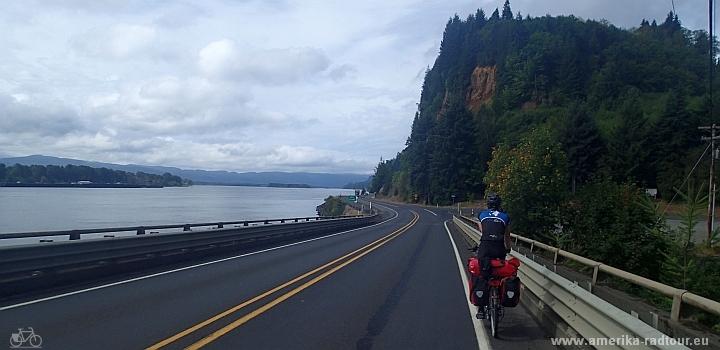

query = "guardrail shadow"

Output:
[[0, 214, 380, 302]]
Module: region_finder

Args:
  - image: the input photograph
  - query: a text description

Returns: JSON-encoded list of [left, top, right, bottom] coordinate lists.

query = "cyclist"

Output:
[[472, 193, 511, 319]]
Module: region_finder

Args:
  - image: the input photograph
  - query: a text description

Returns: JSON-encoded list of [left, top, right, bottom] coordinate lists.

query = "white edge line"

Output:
[[423, 208, 437, 216], [444, 220, 491, 350], [1, 209, 399, 312]]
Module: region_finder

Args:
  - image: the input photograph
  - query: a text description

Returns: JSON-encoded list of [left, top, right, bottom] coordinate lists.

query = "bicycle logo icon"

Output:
[[9, 328, 42, 348]]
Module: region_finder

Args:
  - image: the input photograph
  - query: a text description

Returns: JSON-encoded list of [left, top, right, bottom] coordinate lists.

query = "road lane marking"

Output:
[[0, 210, 399, 312], [185, 212, 420, 349], [147, 211, 419, 350], [444, 220, 491, 350], [423, 208, 437, 216]]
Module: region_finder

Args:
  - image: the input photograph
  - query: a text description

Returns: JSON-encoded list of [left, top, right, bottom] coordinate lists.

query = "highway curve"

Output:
[[0, 199, 555, 349]]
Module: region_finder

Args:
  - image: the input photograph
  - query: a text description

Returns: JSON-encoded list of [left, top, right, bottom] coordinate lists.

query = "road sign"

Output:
[[348, 195, 357, 202]]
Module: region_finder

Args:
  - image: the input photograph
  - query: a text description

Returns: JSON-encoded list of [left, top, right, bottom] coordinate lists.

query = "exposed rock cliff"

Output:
[[467, 65, 496, 109]]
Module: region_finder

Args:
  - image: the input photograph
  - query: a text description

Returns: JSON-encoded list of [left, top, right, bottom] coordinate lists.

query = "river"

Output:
[[0, 186, 354, 244]]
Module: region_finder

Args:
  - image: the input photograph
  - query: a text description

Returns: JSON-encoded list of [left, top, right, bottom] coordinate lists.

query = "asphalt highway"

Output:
[[1, 199, 556, 349]]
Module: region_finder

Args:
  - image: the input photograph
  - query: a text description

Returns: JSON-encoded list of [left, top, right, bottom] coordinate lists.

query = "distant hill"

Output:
[[0, 155, 371, 189]]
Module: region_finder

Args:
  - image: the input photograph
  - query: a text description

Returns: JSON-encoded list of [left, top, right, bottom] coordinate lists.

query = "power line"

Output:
[[672, 0, 676, 16], [661, 142, 711, 217]]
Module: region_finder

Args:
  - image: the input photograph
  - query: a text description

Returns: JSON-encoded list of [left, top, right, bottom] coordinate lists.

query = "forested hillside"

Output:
[[371, 2, 713, 205], [0, 163, 192, 187], [370, 2, 720, 327]]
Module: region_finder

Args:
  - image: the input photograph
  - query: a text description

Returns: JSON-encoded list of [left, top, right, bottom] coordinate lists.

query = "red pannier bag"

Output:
[[467, 258, 482, 305], [467, 257, 520, 277], [467, 257, 521, 306], [490, 257, 520, 277], [468, 257, 481, 276]]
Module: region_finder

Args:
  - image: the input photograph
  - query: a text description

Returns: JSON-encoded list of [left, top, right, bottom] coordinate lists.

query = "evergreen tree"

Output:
[[476, 8, 486, 23], [370, 158, 393, 196], [402, 111, 436, 203], [603, 89, 653, 185], [490, 8, 500, 21], [651, 90, 701, 197], [556, 101, 606, 194], [501, 0, 513, 20]]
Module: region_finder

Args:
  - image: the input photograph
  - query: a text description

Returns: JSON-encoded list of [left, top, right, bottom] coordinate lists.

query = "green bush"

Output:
[[565, 177, 667, 281], [483, 127, 569, 239], [317, 196, 347, 217]]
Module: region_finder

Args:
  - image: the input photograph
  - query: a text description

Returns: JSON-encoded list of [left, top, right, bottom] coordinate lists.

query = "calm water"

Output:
[[0, 186, 354, 244]]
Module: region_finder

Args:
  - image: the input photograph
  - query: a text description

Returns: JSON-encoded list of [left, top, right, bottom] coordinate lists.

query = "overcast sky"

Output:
[[0, 0, 713, 174]]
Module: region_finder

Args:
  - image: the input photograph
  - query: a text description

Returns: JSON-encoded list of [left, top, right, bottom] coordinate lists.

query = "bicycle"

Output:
[[10, 327, 42, 348], [468, 253, 521, 339], [483, 274, 505, 338]]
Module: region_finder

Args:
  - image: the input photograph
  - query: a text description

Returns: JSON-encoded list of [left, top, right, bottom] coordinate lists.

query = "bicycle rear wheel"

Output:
[[489, 294, 499, 338]]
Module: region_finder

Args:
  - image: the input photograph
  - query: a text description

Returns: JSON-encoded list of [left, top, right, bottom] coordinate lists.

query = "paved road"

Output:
[[1, 200, 555, 349], [665, 215, 718, 243]]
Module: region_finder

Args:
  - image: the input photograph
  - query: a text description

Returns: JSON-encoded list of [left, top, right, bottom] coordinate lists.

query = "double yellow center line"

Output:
[[147, 211, 419, 350]]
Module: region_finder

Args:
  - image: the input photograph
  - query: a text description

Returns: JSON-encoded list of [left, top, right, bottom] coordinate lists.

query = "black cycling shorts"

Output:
[[476, 240, 506, 279]]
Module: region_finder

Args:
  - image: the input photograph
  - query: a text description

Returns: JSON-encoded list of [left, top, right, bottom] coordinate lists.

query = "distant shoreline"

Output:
[[193, 182, 315, 188], [1, 183, 163, 188]]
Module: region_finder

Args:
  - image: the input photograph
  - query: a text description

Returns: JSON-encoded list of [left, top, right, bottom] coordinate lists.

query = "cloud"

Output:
[[109, 24, 156, 58], [45, 0, 131, 13], [0, 94, 84, 136], [327, 64, 357, 82], [79, 74, 317, 138], [83, 77, 251, 133], [71, 23, 156, 59], [198, 39, 331, 85], [152, 6, 203, 29], [68, 138, 377, 174]]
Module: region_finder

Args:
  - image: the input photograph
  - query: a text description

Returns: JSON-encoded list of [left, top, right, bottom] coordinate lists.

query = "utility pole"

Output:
[[701, 125, 720, 239], [705, 1, 716, 240]]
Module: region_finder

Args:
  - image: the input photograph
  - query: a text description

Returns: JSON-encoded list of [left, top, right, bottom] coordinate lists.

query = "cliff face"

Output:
[[438, 65, 496, 116], [467, 65, 496, 109]]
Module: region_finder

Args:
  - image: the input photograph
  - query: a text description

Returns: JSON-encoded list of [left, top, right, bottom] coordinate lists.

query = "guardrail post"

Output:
[[183, 224, 191, 231], [651, 312, 659, 329], [69, 230, 81, 240], [137, 228, 146, 235], [671, 289, 687, 321], [591, 264, 600, 287]]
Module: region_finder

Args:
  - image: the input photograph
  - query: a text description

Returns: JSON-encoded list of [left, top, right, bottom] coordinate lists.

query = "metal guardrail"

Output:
[[0, 215, 378, 292], [453, 215, 720, 322], [515, 252, 690, 350], [0, 216, 359, 241]]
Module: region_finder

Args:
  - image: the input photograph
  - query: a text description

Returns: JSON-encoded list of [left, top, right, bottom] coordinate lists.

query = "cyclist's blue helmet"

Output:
[[486, 193, 501, 210]]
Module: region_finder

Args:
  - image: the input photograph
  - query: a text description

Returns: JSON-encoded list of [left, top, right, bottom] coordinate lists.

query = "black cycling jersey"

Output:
[[478, 209, 509, 242]]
